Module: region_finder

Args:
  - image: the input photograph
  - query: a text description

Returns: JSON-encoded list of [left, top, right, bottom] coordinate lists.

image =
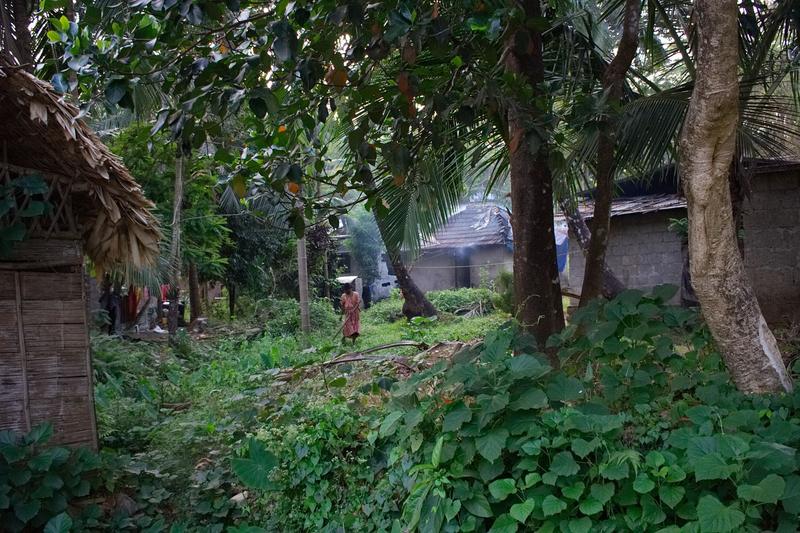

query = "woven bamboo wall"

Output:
[[0, 239, 97, 449]]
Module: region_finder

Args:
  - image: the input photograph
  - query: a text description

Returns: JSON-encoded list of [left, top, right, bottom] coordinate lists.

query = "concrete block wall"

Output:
[[410, 250, 457, 292], [742, 170, 800, 323], [468, 245, 513, 287], [565, 211, 685, 300]]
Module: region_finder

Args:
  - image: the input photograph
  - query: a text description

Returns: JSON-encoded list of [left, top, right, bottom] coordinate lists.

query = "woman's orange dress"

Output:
[[341, 292, 361, 338]]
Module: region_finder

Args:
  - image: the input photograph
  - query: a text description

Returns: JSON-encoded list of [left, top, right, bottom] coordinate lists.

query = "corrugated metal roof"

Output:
[[422, 203, 512, 249]]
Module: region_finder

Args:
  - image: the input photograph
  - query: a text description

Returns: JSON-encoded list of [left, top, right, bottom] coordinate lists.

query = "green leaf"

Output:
[[476, 429, 508, 463], [14, 499, 41, 523], [44, 512, 73, 533], [658, 485, 685, 509], [464, 493, 493, 518], [509, 499, 535, 523], [47, 30, 62, 42], [633, 473, 656, 494], [402, 481, 430, 530], [568, 517, 592, 533], [328, 377, 347, 387], [509, 388, 548, 410], [542, 495, 567, 517], [578, 498, 603, 516], [782, 475, 800, 513], [489, 514, 518, 533], [231, 439, 278, 490], [571, 438, 599, 459], [549, 451, 580, 477], [444, 499, 461, 521], [443, 402, 472, 432], [600, 461, 630, 480], [431, 436, 444, 468], [488, 478, 516, 500], [696, 496, 744, 532], [737, 474, 785, 504], [562, 481, 585, 500], [505, 355, 548, 378], [651, 284, 678, 302], [546, 375, 585, 402], [29, 451, 54, 471], [43, 473, 63, 490], [590, 483, 615, 504], [693, 453, 737, 481], [379, 411, 403, 437], [105, 79, 127, 105], [248, 97, 268, 118]]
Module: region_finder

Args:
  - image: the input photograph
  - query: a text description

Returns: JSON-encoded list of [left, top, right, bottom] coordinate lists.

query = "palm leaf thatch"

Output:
[[0, 60, 160, 271]]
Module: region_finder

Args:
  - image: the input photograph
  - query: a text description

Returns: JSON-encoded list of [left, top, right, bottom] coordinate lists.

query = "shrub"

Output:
[[0, 424, 101, 532], [427, 288, 495, 315], [235, 286, 800, 532], [247, 298, 339, 336], [492, 271, 514, 314]]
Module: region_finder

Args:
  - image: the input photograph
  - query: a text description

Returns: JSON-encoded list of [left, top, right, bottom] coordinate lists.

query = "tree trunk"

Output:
[[580, 0, 641, 306], [228, 281, 236, 319], [559, 200, 626, 299], [386, 247, 437, 319], [297, 236, 311, 333], [188, 262, 202, 324], [679, 0, 791, 394], [504, 0, 565, 361], [167, 150, 185, 339]]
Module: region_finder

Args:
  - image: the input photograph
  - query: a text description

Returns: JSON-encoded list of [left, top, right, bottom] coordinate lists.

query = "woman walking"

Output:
[[340, 283, 361, 344]]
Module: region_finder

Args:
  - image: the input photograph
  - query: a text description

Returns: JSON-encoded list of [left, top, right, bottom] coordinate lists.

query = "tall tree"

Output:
[[679, 0, 792, 393], [579, 0, 641, 305], [504, 0, 565, 354], [167, 148, 185, 337]]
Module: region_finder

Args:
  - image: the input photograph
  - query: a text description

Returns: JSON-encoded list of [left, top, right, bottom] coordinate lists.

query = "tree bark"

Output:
[[188, 262, 202, 324], [386, 247, 437, 319], [580, 0, 641, 306], [297, 236, 311, 333], [167, 150, 185, 339], [679, 0, 791, 394], [504, 0, 565, 361], [228, 281, 237, 319], [559, 200, 626, 299]]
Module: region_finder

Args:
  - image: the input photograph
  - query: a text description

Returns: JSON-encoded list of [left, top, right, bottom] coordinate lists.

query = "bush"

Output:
[[0, 424, 101, 532], [235, 286, 800, 532], [427, 288, 495, 315], [246, 298, 339, 336], [492, 271, 514, 314]]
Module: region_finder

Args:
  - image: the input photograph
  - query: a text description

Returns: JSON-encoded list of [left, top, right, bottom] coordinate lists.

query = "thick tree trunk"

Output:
[[580, 0, 641, 305], [188, 262, 202, 324], [386, 247, 437, 319], [679, 0, 791, 393], [559, 200, 626, 299], [297, 237, 311, 333], [504, 0, 564, 361], [167, 150, 185, 338]]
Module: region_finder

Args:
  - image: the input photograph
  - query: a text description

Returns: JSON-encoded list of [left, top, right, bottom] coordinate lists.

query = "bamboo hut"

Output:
[[0, 62, 160, 448]]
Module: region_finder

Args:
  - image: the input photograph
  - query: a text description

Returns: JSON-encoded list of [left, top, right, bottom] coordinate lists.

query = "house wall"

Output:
[[469, 245, 514, 287], [411, 246, 513, 292], [565, 211, 684, 300], [410, 250, 456, 292], [742, 169, 800, 323], [0, 238, 97, 449]]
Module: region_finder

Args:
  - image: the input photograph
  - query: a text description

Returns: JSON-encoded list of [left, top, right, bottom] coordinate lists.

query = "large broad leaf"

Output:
[[476, 429, 509, 463], [14, 499, 41, 523], [696, 496, 745, 533], [509, 388, 548, 410], [782, 475, 800, 513], [464, 493, 493, 518], [443, 402, 472, 432], [379, 411, 403, 437], [693, 453, 738, 481], [541, 495, 567, 517], [231, 439, 278, 490], [737, 474, 785, 504], [509, 499, 535, 523], [44, 513, 73, 533], [658, 485, 685, 509], [488, 478, 516, 500], [488, 513, 518, 533], [549, 451, 580, 477], [505, 355, 549, 378], [546, 375, 585, 402]]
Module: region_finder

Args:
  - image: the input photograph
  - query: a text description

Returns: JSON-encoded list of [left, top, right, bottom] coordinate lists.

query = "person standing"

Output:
[[340, 283, 361, 344]]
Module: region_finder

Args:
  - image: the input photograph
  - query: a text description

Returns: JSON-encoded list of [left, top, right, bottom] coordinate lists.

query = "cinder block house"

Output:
[[562, 160, 800, 323]]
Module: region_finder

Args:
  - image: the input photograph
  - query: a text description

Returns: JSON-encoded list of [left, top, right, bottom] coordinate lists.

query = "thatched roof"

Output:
[[0, 62, 160, 269]]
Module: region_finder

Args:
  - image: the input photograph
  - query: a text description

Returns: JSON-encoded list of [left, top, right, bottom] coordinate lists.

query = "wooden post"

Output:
[[13, 272, 31, 432], [297, 237, 311, 333]]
